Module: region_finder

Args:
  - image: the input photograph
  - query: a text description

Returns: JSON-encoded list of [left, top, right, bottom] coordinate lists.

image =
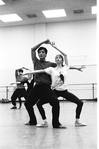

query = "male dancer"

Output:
[[24, 39, 66, 128]]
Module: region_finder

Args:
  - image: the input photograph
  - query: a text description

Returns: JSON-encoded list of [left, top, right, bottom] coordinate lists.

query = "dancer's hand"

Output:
[[44, 39, 51, 44], [10, 82, 20, 85], [22, 67, 30, 71], [51, 42, 55, 46], [78, 65, 86, 71], [10, 83, 14, 85], [50, 41, 57, 48]]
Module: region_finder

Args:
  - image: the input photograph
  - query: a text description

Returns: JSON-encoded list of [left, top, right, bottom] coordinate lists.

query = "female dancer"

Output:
[[25, 42, 86, 127]]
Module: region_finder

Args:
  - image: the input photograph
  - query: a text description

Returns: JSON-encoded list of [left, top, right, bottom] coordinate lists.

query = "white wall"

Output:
[[0, 19, 97, 99], [0, 25, 35, 69], [47, 20, 96, 64]]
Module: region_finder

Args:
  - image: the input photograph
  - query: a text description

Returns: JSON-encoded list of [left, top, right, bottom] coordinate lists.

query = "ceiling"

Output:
[[0, 0, 97, 27]]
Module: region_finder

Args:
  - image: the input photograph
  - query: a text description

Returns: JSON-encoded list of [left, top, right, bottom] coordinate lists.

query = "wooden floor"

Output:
[[0, 101, 97, 149]]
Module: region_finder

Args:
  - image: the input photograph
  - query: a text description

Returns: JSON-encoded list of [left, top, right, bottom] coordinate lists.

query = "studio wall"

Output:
[[0, 19, 97, 99]]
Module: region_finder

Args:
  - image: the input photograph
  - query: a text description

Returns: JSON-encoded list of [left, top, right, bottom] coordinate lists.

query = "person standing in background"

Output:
[[10, 67, 29, 109]]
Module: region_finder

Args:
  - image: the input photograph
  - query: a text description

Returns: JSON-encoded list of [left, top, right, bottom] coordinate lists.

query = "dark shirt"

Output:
[[33, 58, 56, 85], [26, 78, 34, 94]]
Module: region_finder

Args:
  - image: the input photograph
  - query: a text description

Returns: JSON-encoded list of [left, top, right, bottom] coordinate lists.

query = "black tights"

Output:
[[24, 84, 60, 127], [11, 88, 27, 107], [37, 89, 83, 120]]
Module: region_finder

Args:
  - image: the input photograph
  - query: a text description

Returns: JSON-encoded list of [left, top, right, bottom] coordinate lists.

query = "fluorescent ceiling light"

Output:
[[0, 14, 22, 22], [92, 6, 97, 14], [42, 9, 66, 18], [0, 0, 5, 5]]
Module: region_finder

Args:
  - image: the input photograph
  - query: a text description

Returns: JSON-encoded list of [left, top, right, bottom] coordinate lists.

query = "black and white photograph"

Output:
[[0, 0, 97, 149]]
